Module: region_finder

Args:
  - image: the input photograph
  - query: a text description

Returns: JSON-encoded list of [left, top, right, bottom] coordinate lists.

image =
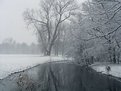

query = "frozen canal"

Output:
[[0, 54, 65, 79]]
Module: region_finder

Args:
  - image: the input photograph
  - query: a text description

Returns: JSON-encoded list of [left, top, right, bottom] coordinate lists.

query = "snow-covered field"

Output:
[[0, 54, 67, 79], [92, 63, 121, 78]]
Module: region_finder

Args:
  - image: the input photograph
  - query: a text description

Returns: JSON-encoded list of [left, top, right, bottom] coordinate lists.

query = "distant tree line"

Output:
[[0, 38, 41, 54]]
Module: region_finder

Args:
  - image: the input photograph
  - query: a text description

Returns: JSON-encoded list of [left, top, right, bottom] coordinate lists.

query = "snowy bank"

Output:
[[91, 63, 121, 78], [0, 55, 70, 79]]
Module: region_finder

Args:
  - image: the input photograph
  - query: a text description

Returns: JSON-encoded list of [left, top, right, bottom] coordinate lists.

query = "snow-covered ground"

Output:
[[0, 54, 68, 79], [92, 63, 121, 78]]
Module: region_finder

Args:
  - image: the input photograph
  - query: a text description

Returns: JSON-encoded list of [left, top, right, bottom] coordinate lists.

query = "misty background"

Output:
[[0, 0, 85, 54]]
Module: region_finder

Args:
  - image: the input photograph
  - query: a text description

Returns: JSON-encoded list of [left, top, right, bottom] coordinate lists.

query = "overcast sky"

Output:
[[0, 0, 85, 45]]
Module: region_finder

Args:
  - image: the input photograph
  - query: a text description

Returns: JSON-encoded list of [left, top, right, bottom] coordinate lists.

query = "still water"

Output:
[[0, 54, 63, 79]]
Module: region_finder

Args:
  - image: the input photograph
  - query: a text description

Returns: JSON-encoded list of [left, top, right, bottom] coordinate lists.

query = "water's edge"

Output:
[[0, 62, 121, 91]]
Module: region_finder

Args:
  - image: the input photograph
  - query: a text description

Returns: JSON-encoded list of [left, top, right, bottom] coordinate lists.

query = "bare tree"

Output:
[[23, 0, 78, 56]]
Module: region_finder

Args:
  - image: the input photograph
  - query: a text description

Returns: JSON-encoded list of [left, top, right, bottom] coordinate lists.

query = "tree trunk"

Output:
[[45, 44, 53, 56], [117, 52, 120, 64], [113, 48, 116, 64], [45, 49, 51, 56]]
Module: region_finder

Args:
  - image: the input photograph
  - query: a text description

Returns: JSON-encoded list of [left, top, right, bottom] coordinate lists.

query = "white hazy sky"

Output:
[[0, 0, 85, 44]]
